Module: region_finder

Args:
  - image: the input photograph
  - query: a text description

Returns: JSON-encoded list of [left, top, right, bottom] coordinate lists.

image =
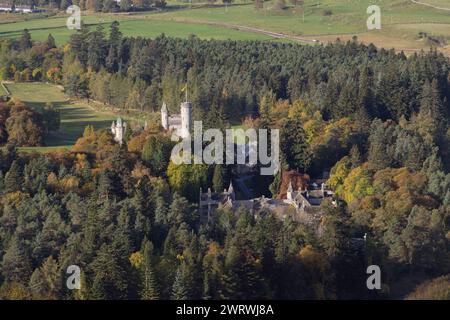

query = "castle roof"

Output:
[[287, 180, 293, 193], [228, 181, 234, 193]]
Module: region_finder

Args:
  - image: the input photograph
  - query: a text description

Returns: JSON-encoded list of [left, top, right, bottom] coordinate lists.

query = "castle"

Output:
[[161, 101, 193, 138], [111, 117, 127, 145], [199, 180, 333, 225]]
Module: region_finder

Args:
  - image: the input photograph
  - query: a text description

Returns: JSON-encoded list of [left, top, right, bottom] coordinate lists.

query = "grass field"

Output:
[[0, 13, 273, 45], [1, 0, 449, 52], [151, 0, 450, 50], [4, 82, 119, 152], [414, 0, 450, 8]]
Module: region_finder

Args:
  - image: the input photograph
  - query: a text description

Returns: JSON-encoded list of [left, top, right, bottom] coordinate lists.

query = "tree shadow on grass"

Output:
[[45, 118, 114, 146], [23, 101, 115, 147]]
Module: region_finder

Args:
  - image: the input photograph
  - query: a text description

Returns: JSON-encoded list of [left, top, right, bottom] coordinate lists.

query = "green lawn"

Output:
[[4, 82, 119, 152]]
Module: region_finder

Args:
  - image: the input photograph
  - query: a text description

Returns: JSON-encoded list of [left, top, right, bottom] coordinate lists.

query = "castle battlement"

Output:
[[161, 101, 192, 139], [111, 117, 127, 145]]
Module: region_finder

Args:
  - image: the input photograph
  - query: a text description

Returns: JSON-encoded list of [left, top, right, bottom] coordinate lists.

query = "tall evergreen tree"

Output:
[[171, 267, 188, 300], [1, 236, 32, 284], [19, 29, 32, 50], [140, 239, 159, 300], [212, 164, 224, 192], [4, 160, 23, 193], [280, 117, 311, 171]]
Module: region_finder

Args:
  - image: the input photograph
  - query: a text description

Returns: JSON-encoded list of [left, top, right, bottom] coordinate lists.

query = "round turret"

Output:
[[161, 102, 169, 130], [180, 101, 192, 138]]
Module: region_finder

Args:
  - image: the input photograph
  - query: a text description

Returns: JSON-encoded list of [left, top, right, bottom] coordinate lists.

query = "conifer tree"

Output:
[[414, 79, 445, 145], [349, 145, 362, 169], [212, 164, 224, 192], [46, 34, 56, 49], [29, 257, 61, 300], [140, 239, 159, 300], [280, 117, 311, 171], [19, 29, 32, 51], [1, 236, 32, 284], [171, 267, 188, 300], [0, 171, 4, 194], [4, 160, 23, 193]]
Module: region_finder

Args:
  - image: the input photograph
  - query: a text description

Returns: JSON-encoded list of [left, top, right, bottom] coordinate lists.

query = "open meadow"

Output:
[[4, 82, 119, 152]]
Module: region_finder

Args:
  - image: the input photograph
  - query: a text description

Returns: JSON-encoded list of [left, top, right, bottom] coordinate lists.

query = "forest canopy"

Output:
[[0, 24, 448, 300]]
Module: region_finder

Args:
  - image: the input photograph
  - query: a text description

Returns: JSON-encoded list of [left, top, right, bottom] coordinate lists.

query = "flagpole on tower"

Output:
[[181, 83, 188, 102]]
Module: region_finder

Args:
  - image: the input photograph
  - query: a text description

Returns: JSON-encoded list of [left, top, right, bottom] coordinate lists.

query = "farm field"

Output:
[[0, 1, 449, 53], [412, 0, 450, 8], [4, 82, 120, 152], [0, 13, 273, 45], [149, 0, 450, 50]]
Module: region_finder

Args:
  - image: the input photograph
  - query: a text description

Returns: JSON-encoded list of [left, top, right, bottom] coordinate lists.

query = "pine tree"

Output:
[[105, 45, 118, 72], [280, 117, 311, 171], [367, 119, 397, 170], [124, 125, 132, 143], [349, 145, 362, 168], [259, 91, 276, 128], [4, 160, 23, 193], [141, 136, 172, 176], [19, 29, 32, 50], [1, 236, 32, 284], [109, 21, 122, 47], [87, 25, 106, 71], [29, 268, 44, 298], [154, 196, 168, 226], [140, 239, 159, 300], [421, 149, 448, 201], [29, 256, 62, 299], [90, 243, 129, 299], [0, 171, 4, 194], [414, 79, 446, 145], [69, 23, 90, 67], [171, 267, 188, 300], [212, 164, 224, 192], [32, 210, 68, 262], [46, 34, 56, 49]]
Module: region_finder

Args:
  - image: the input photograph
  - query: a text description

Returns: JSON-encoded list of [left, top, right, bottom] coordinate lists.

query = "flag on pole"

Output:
[[181, 83, 188, 102]]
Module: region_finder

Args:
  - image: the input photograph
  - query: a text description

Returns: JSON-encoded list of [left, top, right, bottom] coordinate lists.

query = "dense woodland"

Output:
[[0, 24, 449, 299]]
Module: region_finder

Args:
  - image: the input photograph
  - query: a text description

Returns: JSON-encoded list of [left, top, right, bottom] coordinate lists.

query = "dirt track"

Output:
[[410, 0, 450, 12]]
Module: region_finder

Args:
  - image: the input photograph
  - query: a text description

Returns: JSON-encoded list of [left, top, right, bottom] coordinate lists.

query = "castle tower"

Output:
[[227, 181, 235, 201], [111, 117, 126, 145], [180, 101, 192, 139], [287, 180, 294, 201], [161, 102, 169, 130]]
